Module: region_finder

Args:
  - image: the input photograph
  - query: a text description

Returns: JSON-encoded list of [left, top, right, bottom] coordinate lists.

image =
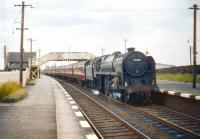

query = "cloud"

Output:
[[29, 9, 97, 27], [133, 27, 193, 65], [1, 0, 200, 70]]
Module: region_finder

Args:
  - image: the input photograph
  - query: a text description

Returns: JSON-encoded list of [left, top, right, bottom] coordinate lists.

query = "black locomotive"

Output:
[[44, 47, 157, 103]]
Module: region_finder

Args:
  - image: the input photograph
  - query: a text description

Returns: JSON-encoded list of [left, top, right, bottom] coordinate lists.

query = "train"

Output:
[[44, 47, 157, 104]]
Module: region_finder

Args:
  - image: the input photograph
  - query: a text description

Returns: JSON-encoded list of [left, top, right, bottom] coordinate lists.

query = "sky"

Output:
[[1, 0, 200, 69]]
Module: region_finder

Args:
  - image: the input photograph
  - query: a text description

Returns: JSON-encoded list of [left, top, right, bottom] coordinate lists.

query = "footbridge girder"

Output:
[[33, 52, 96, 66]]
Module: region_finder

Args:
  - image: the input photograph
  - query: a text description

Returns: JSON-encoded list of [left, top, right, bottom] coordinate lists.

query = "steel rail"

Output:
[[58, 79, 150, 139], [56, 77, 200, 138], [132, 105, 200, 139], [152, 104, 200, 123]]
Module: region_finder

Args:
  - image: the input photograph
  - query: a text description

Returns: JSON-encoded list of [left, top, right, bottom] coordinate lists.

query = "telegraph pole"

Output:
[[38, 49, 41, 58], [187, 40, 192, 65], [4, 45, 7, 70], [145, 50, 149, 55], [123, 39, 128, 53], [68, 46, 71, 53], [28, 38, 35, 80], [189, 4, 199, 88], [101, 48, 104, 56], [38, 49, 41, 78], [190, 46, 192, 65], [15, 1, 32, 86]]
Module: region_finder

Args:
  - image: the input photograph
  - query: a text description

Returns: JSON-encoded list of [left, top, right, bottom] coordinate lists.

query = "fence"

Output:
[[0, 70, 29, 87], [156, 65, 200, 74]]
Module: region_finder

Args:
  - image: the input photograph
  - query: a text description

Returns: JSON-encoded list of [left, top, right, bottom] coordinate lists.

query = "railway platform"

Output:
[[157, 80, 200, 100], [0, 75, 97, 139]]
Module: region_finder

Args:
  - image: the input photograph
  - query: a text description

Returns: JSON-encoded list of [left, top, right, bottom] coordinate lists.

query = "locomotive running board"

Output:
[[94, 71, 118, 76]]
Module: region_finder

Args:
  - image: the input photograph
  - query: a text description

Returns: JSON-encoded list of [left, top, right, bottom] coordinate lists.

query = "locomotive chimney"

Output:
[[127, 47, 135, 52]]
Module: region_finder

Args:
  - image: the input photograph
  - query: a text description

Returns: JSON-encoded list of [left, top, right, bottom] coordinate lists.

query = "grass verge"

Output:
[[156, 73, 200, 84], [0, 82, 27, 103]]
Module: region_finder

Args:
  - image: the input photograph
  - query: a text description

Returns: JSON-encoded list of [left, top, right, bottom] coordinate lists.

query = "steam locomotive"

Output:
[[44, 47, 157, 103]]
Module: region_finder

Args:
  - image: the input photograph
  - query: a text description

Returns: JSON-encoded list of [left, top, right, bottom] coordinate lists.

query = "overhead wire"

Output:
[[13, 9, 22, 23], [11, 9, 22, 48]]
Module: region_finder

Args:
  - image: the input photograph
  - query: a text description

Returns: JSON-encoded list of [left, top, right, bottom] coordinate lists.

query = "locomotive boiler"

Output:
[[85, 47, 156, 103]]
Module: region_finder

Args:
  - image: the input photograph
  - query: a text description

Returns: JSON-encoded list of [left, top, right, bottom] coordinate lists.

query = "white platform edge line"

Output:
[[160, 88, 200, 100], [167, 91, 175, 95], [195, 96, 200, 100], [79, 121, 91, 128], [159, 89, 165, 93], [180, 93, 191, 98], [52, 78, 94, 138], [86, 134, 98, 139]]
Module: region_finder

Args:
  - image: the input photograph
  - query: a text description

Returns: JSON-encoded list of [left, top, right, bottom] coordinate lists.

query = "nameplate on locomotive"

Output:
[[133, 58, 141, 62]]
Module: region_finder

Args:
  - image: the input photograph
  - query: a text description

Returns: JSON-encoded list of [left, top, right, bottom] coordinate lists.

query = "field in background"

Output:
[[156, 73, 200, 84]]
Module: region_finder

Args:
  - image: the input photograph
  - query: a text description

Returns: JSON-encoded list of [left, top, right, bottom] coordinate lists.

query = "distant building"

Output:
[[7, 52, 36, 70], [156, 63, 174, 70]]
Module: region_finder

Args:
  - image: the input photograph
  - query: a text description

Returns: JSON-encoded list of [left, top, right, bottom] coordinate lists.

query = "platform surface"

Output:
[[52, 76, 97, 139], [158, 80, 200, 96], [0, 75, 97, 139], [0, 75, 56, 139]]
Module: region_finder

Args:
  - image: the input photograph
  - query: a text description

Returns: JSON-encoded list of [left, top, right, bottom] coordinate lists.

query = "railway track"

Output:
[[58, 79, 149, 139], [134, 105, 200, 138], [99, 95, 200, 138], [57, 78, 200, 139]]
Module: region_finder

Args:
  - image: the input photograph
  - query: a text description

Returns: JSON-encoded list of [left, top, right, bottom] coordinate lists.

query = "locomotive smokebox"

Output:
[[127, 47, 135, 52]]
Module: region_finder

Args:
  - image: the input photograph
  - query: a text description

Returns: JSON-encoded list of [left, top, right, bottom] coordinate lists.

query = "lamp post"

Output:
[[123, 39, 128, 53], [187, 40, 192, 65], [189, 4, 199, 88]]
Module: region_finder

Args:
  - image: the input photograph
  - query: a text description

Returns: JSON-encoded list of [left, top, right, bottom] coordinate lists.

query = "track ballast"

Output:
[[58, 79, 149, 139]]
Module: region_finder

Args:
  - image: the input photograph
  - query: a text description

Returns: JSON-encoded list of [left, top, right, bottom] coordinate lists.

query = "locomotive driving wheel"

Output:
[[105, 88, 110, 96]]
